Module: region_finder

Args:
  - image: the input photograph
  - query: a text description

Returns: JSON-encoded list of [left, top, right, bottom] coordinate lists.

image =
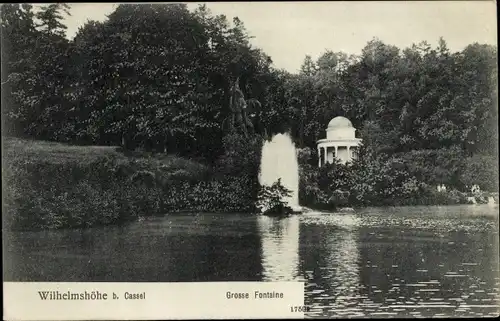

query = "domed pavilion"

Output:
[[317, 116, 362, 167]]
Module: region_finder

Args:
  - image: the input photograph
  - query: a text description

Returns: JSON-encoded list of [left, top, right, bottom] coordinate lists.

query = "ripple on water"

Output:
[[301, 206, 498, 319]]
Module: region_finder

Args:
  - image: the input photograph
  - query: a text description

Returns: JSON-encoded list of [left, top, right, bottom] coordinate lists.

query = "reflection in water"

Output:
[[258, 215, 300, 281], [302, 206, 500, 318], [323, 215, 362, 316], [4, 205, 499, 318], [300, 213, 365, 317], [4, 214, 263, 282]]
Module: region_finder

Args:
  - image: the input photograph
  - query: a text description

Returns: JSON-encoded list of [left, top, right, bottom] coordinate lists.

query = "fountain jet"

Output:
[[258, 133, 302, 213]]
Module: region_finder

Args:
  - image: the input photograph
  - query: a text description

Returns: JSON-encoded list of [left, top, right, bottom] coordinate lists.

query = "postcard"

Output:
[[2, 1, 498, 319]]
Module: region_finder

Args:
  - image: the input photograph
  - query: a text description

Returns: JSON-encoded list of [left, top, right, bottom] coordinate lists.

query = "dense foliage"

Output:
[[1, 4, 498, 229], [2, 4, 274, 160], [3, 4, 496, 158], [257, 179, 293, 216], [3, 136, 261, 230], [299, 144, 497, 210]]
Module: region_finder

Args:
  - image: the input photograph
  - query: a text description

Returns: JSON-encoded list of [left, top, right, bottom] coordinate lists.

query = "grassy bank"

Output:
[[2, 137, 259, 231], [4, 137, 496, 231]]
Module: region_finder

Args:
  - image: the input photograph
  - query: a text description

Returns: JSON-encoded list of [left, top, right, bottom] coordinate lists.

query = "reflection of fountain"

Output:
[[258, 133, 301, 212], [257, 215, 300, 281]]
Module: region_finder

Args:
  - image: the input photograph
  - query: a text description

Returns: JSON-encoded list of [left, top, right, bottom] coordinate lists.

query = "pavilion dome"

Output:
[[327, 116, 353, 129]]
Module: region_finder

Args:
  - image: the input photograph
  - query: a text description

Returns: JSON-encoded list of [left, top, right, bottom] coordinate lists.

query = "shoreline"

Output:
[[4, 138, 498, 232], [5, 202, 498, 233]]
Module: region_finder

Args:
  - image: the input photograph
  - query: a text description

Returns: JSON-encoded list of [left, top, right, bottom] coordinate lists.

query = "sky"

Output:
[[58, 1, 497, 73]]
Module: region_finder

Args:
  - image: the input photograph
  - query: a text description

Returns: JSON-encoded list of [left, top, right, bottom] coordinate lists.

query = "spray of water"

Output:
[[258, 133, 301, 212]]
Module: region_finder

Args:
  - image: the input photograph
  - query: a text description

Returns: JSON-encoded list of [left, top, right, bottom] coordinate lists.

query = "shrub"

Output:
[[461, 154, 499, 192], [3, 135, 265, 231], [297, 147, 315, 167], [4, 152, 177, 230], [129, 170, 157, 187], [396, 147, 467, 189], [297, 149, 475, 209], [257, 178, 293, 214]]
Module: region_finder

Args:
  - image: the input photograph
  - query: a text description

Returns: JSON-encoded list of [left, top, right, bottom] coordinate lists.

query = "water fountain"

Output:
[[258, 133, 302, 213]]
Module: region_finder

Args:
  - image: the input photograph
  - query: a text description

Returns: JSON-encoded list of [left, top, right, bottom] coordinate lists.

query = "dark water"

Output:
[[4, 205, 499, 318]]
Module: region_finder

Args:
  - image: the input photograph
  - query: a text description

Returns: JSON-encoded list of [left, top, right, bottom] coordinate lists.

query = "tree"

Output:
[[300, 55, 317, 76], [3, 2, 498, 199], [35, 3, 71, 36], [30, 4, 72, 140], [1, 4, 37, 136], [256, 178, 293, 216], [1, 4, 72, 140], [72, 4, 219, 154]]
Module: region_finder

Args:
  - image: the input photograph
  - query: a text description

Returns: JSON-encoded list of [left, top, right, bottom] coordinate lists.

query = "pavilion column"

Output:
[[334, 146, 338, 161], [317, 146, 321, 167], [347, 146, 351, 160]]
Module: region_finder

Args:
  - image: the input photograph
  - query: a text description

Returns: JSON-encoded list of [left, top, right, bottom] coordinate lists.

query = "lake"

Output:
[[4, 205, 499, 318]]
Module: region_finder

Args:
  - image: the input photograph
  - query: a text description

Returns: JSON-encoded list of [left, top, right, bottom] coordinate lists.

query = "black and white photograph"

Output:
[[2, 1, 499, 319]]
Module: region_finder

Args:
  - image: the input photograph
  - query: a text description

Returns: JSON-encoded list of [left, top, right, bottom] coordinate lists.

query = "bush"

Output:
[[461, 154, 499, 192], [413, 187, 470, 206], [395, 148, 466, 189], [297, 149, 477, 209], [211, 133, 263, 211], [298, 159, 327, 209], [4, 134, 269, 230], [298, 159, 350, 210], [257, 178, 293, 214], [297, 147, 315, 167], [2, 155, 163, 230]]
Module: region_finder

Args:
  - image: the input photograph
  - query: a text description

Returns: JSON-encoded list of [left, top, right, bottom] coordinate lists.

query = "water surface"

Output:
[[4, 205, 499, 318]]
